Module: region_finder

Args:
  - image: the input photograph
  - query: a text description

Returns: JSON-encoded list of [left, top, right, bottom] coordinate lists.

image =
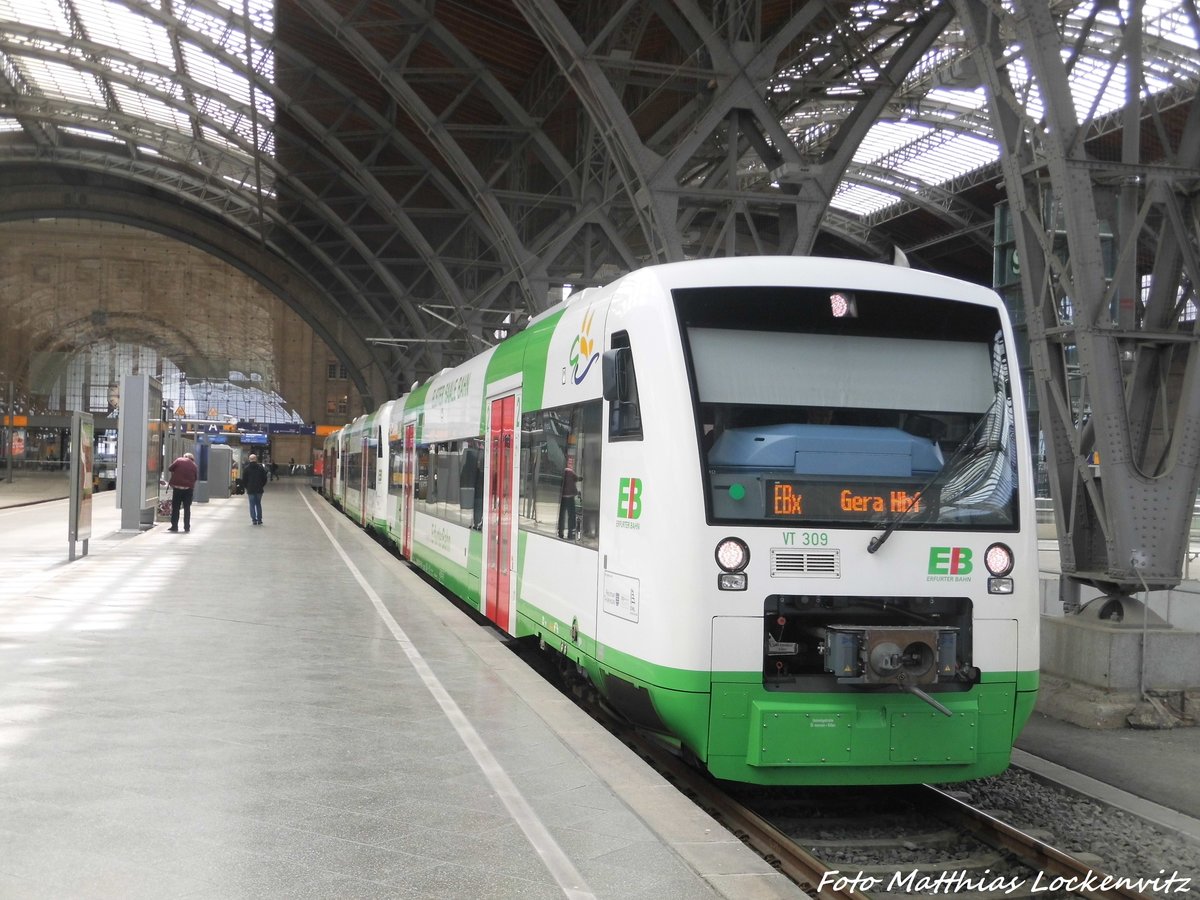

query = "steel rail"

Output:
[[923, 784, 1158, 900], [621, 730, 868, 900]]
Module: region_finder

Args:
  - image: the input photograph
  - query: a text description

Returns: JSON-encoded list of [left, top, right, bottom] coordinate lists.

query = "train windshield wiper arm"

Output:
[[867, 399, 1000, 555]]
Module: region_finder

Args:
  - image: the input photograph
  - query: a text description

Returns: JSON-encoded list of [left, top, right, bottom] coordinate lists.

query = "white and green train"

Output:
[[323, 256, 1039, 785]]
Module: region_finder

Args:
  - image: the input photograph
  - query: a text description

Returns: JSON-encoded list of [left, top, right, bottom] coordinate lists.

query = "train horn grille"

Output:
[[770, 549, 840, 577]]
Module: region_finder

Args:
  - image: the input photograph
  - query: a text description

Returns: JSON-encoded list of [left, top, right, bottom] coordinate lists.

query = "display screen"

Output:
[[766, 480, 938, 522]]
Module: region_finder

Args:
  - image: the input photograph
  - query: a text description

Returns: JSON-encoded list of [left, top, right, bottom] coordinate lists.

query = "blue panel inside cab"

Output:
[[707, 424, 942, 477]]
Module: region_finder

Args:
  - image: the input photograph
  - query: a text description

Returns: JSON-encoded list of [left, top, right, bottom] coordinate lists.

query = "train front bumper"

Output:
[[703, 678, 1033, 785]]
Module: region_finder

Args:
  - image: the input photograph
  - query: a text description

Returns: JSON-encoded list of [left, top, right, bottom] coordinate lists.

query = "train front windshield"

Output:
[[677, 285, 1018, 531]]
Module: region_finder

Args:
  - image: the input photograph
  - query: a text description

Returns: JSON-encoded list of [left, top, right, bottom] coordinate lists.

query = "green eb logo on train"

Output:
[[929, 546, 973, 575], [617, 477, 642, 519]]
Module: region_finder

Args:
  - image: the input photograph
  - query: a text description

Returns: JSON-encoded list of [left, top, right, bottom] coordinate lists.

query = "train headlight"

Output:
[[984, 543, 1014, 576], [985, 542, 1014, 594], [830, 291, 857, 318], [715, 537, 749, 573]]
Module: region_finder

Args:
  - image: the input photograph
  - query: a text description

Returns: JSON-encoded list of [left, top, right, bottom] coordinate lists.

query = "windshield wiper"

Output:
[[867, 399, 1001, 555]]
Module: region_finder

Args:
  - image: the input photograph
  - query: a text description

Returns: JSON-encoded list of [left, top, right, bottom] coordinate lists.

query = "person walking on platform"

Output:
[[166, 451, 198, 533], [242, 453, 268, 525]]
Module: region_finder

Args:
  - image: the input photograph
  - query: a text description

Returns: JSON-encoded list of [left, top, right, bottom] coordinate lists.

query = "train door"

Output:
[[372, 423, 386, 527], [359, 431, 369, 527], [336, 433, 348, 509], [401, 421, 415, 559], [485, 393, 518, 633]]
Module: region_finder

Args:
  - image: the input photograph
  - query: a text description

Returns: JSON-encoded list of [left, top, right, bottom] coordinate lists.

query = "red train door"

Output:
[[402, 422, 415, 559], [359, 432, 369, 527], [485, 394, 517, 632]]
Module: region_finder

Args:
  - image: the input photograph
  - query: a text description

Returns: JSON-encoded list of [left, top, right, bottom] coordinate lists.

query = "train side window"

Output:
[[604, 332, 643, 441], [518, 401, 601, 548]]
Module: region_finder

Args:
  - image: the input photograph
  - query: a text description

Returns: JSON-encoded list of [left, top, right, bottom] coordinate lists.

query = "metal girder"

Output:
[[516, 0, 956, 262], [845, 162, 991, 246], [0, 44, 56, 147], [0, 20, 403, 335], [59, 0, 522, 381], [957, 0, 1200, 598], [516, 0, 682, 260], [6, 0, 1200, 535], [296, 0, 550, 317]]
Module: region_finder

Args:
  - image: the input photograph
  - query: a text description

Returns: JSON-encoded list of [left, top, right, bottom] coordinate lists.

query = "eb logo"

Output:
[[929, 546, 973, 575], [617, 477, 643, 519]]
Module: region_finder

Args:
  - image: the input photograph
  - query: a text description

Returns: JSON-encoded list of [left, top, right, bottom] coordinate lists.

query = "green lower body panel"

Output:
[[511, 600, 1034, 786], [412, 544, 481, 611], [706, 680, 1027, 785]]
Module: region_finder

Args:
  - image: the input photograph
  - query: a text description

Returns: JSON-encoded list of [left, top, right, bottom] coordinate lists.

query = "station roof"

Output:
[[1, 0, 1197, 385]]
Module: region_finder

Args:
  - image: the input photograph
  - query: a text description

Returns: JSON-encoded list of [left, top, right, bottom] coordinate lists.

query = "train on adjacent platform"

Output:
[[321, 256, 1039, 785]]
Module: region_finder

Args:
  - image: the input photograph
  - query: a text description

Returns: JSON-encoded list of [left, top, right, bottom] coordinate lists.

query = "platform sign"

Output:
[[69, 411, 94, 560]]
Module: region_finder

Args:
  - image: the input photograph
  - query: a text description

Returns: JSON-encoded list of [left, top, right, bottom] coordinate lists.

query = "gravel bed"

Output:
[[957, 766, 1200, 896]]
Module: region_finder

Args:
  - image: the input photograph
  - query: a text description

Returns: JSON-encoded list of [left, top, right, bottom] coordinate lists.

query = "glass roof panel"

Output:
[[895, 133, 996, 184], [182, 41, 251, 109], [833, 0, 1198, 222], [0, 0, 67, 33], [110, 82, 191, 136], [84, 0, 174, 70], [852, 121, 932, 165], [201, 123, 242, 155], [179, 4, 240, 46], [831, 183, 902, 216], [17, 55, 105, 107], [59, 125, 122, 144], [0, 0, 274, 163]]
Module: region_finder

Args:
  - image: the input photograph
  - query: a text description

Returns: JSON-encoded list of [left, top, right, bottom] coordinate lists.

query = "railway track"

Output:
[[620, 728, 1162, 900]]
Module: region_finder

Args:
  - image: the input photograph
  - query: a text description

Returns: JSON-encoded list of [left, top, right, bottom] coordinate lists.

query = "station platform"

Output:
[[3, 476, 1199, 898], [0, 482, 799, 899], [1014, 712, 1200, 842]]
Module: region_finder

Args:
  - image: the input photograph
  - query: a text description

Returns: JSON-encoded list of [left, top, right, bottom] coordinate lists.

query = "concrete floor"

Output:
[[0, 483, 795, 899]]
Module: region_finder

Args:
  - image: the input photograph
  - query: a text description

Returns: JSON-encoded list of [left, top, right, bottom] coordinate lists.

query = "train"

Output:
[[321, 256, 1038, 785]]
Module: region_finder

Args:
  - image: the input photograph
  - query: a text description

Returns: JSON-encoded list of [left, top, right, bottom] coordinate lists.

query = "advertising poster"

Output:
[[69, 411, 95, 557], [78, 416, 94, 539]]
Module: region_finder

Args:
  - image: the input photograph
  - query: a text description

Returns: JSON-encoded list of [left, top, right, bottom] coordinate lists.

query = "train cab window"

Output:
[[677, 287, 1019, 531], [604, 331, 642, 441]]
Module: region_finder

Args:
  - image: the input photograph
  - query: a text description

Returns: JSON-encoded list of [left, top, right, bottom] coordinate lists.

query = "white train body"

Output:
[[324, 257, 1039, 785]]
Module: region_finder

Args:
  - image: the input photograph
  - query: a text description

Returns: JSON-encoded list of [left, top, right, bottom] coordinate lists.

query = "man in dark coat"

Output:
[[242, 453, 269, 525], [166, 451, 199, 533]]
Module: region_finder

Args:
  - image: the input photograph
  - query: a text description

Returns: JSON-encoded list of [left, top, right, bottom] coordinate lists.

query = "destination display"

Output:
[[766, 479, 937, 521]]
